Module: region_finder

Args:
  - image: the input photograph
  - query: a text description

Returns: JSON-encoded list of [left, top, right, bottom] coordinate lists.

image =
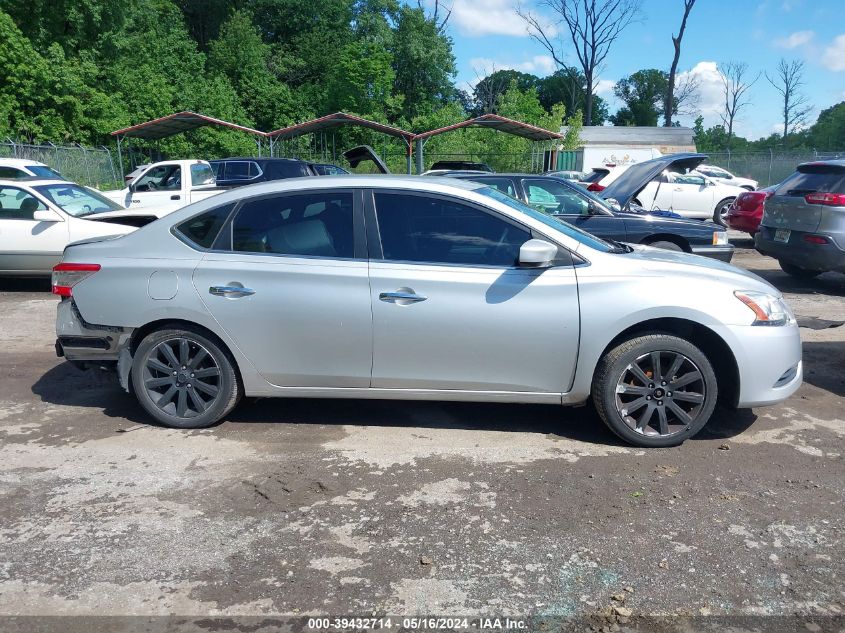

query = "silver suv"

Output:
[[53, 176, 802, 448], [756, 160, 845, 278]]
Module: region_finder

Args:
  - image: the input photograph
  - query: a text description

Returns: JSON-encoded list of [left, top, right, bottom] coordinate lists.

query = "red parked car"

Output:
[[726, 185, 776, 235]]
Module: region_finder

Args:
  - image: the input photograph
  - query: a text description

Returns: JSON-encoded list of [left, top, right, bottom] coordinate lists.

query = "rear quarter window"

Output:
[[175, 203, 235, 249], [775, 165, 845, 196]]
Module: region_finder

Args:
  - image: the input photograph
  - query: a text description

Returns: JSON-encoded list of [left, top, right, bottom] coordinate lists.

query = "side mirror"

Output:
[[33, 209, 62, 223], [128, 181, 137, 193], [518, 239, 558, 268]]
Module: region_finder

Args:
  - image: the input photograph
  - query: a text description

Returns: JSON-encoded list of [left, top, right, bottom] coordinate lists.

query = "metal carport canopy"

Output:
[[110, 111, 266, 140], [267, 112, 415, 173], [411, 114, 563, 173], [110, 111, 267, 178]]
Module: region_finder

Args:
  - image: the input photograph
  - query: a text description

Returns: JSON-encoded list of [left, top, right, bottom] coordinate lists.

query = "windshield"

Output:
[[477, 186, 613, 253], [28, 165, 64, 179], [34, 184, 123, 217]]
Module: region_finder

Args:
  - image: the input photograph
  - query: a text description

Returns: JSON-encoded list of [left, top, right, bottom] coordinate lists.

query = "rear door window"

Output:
[[464, 177, 516, 197], [775, 165, 845, 196], [231, 191, 355, 258]]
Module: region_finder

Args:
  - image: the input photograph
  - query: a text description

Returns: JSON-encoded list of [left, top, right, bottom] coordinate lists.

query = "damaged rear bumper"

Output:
[[56, 298, 134, 390]]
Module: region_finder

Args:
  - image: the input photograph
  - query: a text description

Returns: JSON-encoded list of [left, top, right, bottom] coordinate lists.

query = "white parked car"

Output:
[[632, 170, 748, 225], [579, 165, 631, 192], [103, 160, 224, 214], [0, 158, 64, 180], [0, 179, 138, 275], [694, 164, 757, 190]]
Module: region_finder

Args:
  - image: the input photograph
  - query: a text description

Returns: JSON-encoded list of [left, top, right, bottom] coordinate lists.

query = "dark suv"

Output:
[[755, 160, 845, 278], [210, 158, 348, 187]]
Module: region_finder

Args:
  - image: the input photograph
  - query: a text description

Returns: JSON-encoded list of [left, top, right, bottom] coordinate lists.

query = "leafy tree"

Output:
[[610, 69, 668, 126], [804, 102, 845, 150], [390, 3, 456, 119], [473, 70, 540, 115], [538, 70, 608, 125]]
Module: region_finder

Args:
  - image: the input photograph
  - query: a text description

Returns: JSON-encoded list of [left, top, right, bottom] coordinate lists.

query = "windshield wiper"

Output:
[[605, 238, 633, 253]]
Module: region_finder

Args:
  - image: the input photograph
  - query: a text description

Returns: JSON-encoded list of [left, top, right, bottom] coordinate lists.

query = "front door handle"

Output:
[[379, 290, 427, 304], [171, 194, 181, 200], [209, 285, 255, 298]]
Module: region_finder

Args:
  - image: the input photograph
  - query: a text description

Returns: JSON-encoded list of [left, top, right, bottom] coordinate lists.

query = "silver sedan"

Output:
[[54, 176, 802, 447]]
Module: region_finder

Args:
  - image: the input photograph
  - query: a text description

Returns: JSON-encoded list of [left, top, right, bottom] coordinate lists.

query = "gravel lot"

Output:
[[1, 236, 843, 627]]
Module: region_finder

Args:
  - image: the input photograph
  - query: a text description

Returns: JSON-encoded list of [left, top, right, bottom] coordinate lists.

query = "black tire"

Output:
[[131, 325, 241, 429], [779, 260, 821, 279], [645, 240, 684, 252], [713, 198, 735, 226], [592, 334, 718, 448]]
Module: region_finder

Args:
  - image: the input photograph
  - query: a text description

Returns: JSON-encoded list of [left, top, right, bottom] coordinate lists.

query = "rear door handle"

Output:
[[171, 194, 181, 200], [379, 291, 427, 304], [209, 285, 255, 298]]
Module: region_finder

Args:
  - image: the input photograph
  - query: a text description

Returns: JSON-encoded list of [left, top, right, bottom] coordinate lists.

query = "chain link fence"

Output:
[[705, 150, 845, 188], [0, 140, 122, 190]]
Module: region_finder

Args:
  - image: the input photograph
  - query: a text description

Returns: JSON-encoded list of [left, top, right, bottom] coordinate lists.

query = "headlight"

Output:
[[734, 290, 794, 326], [713, 231, 728, 245]]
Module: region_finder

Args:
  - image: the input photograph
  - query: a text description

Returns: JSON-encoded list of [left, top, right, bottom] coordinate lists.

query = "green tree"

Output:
[[538, 70, 608, 125], [610, 69, 669, 126], [473, 70, 540, 114], [390, 3, 456, 119], [805, 102, 845, 150]]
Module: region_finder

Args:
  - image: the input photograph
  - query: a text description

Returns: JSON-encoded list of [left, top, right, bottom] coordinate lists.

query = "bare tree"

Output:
[[673, 72, 700, 118], [664, 0, 696, 126], [718, 61, 759, 148], [518, 0, 643, 126], [766, 58, 812, 141], [418, 0, 452, 32], [470, 64, 510, 114]]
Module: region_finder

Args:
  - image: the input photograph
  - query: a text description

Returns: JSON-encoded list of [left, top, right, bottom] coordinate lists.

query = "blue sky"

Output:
[[434, 0, 845, 139]]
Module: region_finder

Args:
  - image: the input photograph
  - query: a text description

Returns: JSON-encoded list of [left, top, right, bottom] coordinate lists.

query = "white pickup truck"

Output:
[[103, 160, 225, 214]]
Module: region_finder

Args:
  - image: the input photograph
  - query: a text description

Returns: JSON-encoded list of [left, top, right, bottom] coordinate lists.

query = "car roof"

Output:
[[0, 158, 49, 167], [209, 157, 307, 164], [0, 177, 70, 186]]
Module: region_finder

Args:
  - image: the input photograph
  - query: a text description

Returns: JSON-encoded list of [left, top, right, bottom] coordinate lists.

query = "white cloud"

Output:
[[446, 0, 557, 37], [468, 55, 557, 79], [821, 34, 845, 72], [773, 30, 814, 49], [676, 61, 725, 121], [594, 79, 616, 96]]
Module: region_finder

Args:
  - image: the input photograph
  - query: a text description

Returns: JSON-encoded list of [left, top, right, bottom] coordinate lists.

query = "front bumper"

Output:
[[725, 321, 803, 408], [689, 244, 735, 262], [755, 226, 845, 273], [56, 298, 130, 362]]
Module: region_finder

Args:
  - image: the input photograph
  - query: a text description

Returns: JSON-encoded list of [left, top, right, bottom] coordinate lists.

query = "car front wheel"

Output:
[[131, 326, 241, 429], [592, 334, 718, 447]]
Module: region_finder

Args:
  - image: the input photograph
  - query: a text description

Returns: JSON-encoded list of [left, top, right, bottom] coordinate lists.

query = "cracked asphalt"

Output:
[[0, 237, 843, 625]]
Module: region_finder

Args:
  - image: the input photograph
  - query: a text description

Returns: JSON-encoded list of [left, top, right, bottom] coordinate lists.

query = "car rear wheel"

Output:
[[645, 240, 684, 252], [131, 326, 241, 429], [779, 260, 821, 279], [713, 198, 735, 226], [592, 335, 718, 448]]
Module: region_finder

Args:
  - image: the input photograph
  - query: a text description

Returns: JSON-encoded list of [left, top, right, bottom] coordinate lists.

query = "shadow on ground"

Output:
[[32, 361, 761, 446], [0, 278, 51, 293]]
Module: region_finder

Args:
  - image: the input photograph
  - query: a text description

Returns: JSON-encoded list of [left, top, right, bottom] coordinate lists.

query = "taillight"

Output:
[[51, 263, 101, 297], [803, 235, 829, 245], [805, 192, 845, 206], [587, 183, 605, 192]]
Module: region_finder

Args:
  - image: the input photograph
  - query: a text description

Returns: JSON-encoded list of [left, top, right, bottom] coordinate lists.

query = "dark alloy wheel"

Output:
[[131, 327, 241, 428], [592, 334, 718, 447]]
